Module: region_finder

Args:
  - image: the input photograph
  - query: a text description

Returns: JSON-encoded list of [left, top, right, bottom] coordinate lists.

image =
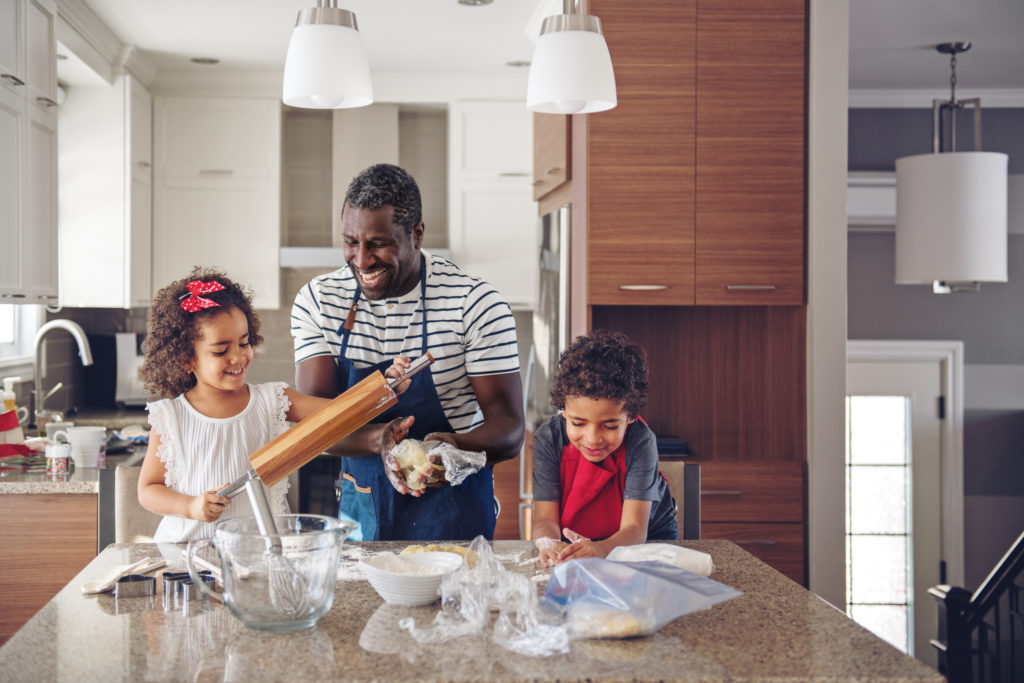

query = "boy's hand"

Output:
[[188, 488, 230, 522], [534, 536, 567, 568], [555, 528, 601, 563]]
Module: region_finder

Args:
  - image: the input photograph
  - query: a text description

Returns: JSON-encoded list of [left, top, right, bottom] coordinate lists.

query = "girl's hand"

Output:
[[555, 528, 602, 564], [385, 356, 414, 395], [188, 488, 230, 523], [535, 536, 567, 568]]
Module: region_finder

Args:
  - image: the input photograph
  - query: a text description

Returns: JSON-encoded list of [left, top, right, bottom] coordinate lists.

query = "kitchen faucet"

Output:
[[33, 320, 94, 413]]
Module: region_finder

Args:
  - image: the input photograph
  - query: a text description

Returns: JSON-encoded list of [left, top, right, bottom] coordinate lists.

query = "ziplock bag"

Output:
[[542, 558, 742, 639]]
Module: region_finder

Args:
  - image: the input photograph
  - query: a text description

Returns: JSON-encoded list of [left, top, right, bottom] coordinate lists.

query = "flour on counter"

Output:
[[337, 544, 371, 581]]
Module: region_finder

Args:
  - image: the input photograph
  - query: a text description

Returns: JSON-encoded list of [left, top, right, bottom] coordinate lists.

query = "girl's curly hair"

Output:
[[550, 329, 649, 418], [139, 267, 262, 399]]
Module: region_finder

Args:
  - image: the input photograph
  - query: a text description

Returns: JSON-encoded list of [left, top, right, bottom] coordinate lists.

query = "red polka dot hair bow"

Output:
[[179, 280, 226, 312]]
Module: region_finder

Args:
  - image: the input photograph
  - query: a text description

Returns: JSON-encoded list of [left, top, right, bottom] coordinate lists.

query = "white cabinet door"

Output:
[[25, 0, 56, 109], [0, 86, 24, 297], [155, 97, 280, 178], [153, 96, 281, 309], [152, 176, 280, 309], [448, 101, 537, 310], [23, 102, 57, 303], [0, 0, 24, 95], [58, 74, 151, 308]]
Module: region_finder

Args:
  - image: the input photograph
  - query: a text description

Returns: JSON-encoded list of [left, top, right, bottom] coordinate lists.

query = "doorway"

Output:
[[846, 340, 964, 669]]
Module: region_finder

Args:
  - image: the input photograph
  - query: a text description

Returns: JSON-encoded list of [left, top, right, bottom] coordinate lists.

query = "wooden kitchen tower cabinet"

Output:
[[570, 0, 808, 582]]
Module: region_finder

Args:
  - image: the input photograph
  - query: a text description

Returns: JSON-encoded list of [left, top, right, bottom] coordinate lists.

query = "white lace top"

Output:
[[147, 382, 292, 543]]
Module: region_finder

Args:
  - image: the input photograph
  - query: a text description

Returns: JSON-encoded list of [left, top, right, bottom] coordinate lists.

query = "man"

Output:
[[291, 163, 525, 541]]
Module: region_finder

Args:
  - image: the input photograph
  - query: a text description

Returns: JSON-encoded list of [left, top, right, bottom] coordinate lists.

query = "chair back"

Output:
[[658, 461, 701, 540], [114, 465, 162, 543]]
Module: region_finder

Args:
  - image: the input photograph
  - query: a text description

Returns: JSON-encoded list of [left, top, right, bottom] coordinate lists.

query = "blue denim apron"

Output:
[[336, 255, 496, 541]]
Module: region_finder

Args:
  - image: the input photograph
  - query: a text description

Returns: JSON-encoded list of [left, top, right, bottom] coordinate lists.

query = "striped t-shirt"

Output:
[[290, 250, 520, 433]]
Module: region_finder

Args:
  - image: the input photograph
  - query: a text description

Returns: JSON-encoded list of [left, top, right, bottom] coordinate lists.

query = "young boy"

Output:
[[531, 330, 677, 567]]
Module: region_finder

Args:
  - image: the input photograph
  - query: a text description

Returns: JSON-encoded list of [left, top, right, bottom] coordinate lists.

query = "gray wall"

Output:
[[848, 108, 1024, 591]]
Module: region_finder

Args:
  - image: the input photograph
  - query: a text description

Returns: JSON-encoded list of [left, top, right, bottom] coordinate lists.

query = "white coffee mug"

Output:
[[53, 426, 106, 468], [45, 421, 74, 442]]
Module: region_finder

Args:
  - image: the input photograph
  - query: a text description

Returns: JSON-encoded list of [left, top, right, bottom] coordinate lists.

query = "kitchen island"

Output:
[[0, 540, 942, 681]]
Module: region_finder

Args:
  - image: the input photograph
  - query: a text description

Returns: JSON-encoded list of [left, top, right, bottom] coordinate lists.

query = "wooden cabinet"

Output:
[[694, 0, 805, 305], [699, 461, 805, 584], [583, 0, 805, 307], [153, 96, 281, 309], [0, 0, 58, 305], [532, 113, 570, 201], [0, 493, 96, 644], [448, 101, 537, 310], [59, 74, 152, 308]]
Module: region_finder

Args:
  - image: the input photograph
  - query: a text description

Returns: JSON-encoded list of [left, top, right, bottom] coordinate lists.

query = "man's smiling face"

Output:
[[342, 204, 423, 300]]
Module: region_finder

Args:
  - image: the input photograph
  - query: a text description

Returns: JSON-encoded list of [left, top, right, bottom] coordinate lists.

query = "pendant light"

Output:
[[282, 1, 373, 109], [527, 0, 616, 114], [895, 42, 1009, 293]]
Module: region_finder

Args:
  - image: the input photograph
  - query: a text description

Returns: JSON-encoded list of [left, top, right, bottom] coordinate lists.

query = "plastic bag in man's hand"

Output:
[[391, 438, 486, 490], [541, 558, 741, 639]]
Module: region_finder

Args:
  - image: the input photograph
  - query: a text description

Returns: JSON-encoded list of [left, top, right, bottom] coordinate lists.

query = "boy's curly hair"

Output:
[[139, 266, 263, 399], [550, 329, 649, 418]]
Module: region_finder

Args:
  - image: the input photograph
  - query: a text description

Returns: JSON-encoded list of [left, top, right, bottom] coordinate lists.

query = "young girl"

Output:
[[531, 330, 677, 567], [137, 267, 335, 542]]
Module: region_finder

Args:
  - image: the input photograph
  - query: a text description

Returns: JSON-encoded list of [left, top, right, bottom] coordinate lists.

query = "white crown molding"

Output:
[[117, 46, 156, 87], [850, 88, 1024, 108], [56, 0, 121, 83], [152, 69, 528, 103]]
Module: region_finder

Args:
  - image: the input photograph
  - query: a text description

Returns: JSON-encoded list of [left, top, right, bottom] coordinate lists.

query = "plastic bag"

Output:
[[399, 536, 571, 657], [542, 558, 741, 639], [390, 438, 486, 490], [606, 543, 714, 576]]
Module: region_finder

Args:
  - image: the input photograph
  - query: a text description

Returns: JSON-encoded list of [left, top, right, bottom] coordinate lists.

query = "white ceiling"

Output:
[[63, 0, 1024, 95]]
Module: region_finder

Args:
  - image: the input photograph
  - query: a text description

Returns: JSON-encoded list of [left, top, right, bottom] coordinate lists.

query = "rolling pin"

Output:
[[217, 352, 433, 497]]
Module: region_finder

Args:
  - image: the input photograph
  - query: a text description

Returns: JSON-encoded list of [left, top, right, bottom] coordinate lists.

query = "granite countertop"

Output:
[[66, 407, 150, 430], [0, 540, 943, 681], [0, 453, 140, 494]]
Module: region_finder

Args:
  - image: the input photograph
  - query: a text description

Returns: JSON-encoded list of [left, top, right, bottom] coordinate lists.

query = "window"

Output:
[[0, 304, 43, 365], [845, 395, 913, 654]]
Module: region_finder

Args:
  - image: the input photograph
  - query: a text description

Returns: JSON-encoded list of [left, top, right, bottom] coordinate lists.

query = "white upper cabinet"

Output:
[[0, 0, 57, 305], [153, 96, 281, 309], [59, 74, 152, 308], [448, 101, 537, 310]]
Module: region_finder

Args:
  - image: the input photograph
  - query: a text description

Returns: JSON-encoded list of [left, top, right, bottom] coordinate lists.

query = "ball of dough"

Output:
[[390, 439, 444, 490]]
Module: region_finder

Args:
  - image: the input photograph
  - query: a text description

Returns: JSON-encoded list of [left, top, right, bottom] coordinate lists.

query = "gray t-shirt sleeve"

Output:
[[623, 421, 662, 501], [531, 415, 567, 502]]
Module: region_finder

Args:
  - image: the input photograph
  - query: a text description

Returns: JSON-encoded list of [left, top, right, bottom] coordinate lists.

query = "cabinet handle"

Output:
[[1, 74, 25, 86], [499, 172, 529, 178], [545, 167, 561, 175], [618, 284, 668, 291], [137, 161, 152, 169], [701, 489, 743, 497], [532, 179, 544, 186], [36, 96, 58, 108], [199, 169, 234, 175], [735, 539, 778, 547], [725, 284, 777, 291]]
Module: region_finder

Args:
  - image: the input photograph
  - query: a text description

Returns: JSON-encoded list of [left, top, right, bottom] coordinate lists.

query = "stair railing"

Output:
[[930, 531, 1024, 682]]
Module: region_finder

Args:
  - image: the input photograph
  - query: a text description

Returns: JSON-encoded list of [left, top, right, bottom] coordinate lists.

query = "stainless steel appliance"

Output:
[[519, 203, 571, 535], [114, 332, 147, 407]]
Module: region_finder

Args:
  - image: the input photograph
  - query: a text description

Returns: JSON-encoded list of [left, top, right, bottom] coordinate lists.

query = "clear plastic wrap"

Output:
[[389, 438, 486, 490], [541, 558, 742, 639], [398, 536, 571, 656]]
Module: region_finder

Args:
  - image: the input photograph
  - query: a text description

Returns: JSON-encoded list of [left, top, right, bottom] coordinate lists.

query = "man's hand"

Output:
[[379, 416, 422, 496]]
